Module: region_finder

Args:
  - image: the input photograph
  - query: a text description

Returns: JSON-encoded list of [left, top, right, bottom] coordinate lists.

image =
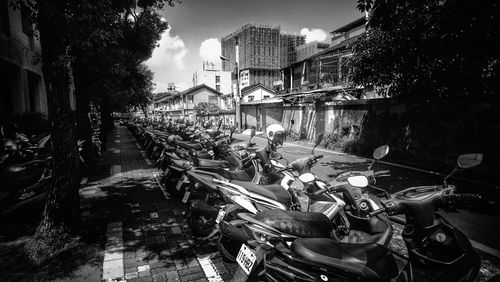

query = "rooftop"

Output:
[[330, 16, 366, 34]]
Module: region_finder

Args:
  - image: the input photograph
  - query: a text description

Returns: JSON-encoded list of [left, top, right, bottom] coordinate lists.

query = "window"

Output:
[[215, 75, 220, 83], [216, 85, 220, 91], [187, 94, 193, 103], [208, 95, 218, 105], [248, 96, 254, 102], [263, 95, 270, 100]]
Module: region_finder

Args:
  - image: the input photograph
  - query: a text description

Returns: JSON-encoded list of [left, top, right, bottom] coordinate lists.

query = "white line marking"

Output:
[[378, 160, 499, 190], [255, 135, 498, 189], [471, 240, 500, 259], [102, 221, 124, 281], [153, 172, 170, 199], [197, 254, 223, 282]]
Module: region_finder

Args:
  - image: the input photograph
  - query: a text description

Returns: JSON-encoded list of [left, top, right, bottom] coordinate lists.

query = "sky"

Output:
[[145, 0, 363, 93]]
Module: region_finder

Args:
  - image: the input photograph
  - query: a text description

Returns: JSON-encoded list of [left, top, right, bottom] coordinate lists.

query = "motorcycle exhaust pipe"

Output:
[[190, 200, 219, 218]]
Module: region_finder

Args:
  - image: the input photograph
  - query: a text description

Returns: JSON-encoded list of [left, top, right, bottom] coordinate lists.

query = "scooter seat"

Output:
[[194, 150, 212, 160], [255, 209, 332, 238], [291, 238, 398, 280], [197, 159, 230, 169], [176, 140, 203, 151], [170, 159, 192, 171], [186, 170, 226, 191], [216, 168, 253, 182], [162, 143, 176, 152], [231, 180, 291, 205]]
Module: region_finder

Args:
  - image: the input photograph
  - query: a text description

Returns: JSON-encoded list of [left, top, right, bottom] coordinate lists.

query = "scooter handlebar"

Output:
[[313, 188, 328, 195], [369, 208, 386, 217], [374, 170, 390, 176]]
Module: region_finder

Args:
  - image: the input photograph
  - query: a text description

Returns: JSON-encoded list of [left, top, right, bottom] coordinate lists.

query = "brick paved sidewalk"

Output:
[[80, 125, 239, 282]]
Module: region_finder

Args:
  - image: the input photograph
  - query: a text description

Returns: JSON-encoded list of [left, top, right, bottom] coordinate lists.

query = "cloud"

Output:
[[199, 38, 222, 69], [199, 38, 221, 62], [300, 28, 328, 43], [146, 26, 188, 92]]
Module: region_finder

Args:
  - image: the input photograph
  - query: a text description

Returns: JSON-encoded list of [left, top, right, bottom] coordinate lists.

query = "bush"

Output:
[[323, 122, 362, 154]]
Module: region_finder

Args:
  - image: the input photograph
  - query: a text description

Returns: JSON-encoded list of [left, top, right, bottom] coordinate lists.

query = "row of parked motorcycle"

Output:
[[126, 118, 486, 282], [0, 124, 91, 216]]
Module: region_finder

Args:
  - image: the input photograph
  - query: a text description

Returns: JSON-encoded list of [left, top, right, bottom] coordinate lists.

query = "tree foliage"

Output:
[[194, 102, 222, 116], [19, 0, 179, 263], [351, 0, 499, 99]]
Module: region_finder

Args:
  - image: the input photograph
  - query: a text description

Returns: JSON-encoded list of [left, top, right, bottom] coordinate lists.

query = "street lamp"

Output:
[[220, 55, 241, 131]]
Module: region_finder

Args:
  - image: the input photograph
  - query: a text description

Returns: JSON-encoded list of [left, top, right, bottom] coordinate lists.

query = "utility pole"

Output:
[[221, 55, 241, 131]]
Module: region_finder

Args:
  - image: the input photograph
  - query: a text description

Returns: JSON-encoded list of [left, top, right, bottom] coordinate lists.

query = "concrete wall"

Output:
[[241, 102, 283, 131], [240, 98, 500, 173]]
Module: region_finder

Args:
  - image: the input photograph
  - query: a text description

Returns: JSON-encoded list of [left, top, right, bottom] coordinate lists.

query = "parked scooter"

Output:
[[231, 153, 483, 282], [185, 125, 299, 238]]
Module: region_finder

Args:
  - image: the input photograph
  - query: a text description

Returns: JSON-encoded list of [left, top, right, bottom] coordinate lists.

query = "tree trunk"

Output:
[[25, 0, 81, 263]]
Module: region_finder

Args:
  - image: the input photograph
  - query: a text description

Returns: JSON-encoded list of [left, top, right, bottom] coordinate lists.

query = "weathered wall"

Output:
[[240, 98, 500, 176]]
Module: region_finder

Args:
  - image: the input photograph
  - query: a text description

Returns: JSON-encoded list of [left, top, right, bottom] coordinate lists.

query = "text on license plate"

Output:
[[236, 244, 256, 275]]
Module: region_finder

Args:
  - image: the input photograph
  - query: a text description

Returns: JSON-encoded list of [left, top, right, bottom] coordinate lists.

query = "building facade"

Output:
[[241, 84, 276, 103], [281, 17, 366, 92], [192, 62, 232, 95], [1, 0, 48, 117], [221, 24, 304, 96], [155, 84, 223, 121]]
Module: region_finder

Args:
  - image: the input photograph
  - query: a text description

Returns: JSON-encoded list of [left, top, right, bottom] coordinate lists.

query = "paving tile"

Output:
[[165, 271, 180, 281], [91, 127, 240, 282], [152, 273, 167, 282]]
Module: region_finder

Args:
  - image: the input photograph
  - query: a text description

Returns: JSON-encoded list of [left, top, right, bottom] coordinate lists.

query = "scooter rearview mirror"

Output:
[[299, 173, 315, 183], [457, 153, 482, 169], [347, 175, 369, 188], [373, 145, 389, 160]]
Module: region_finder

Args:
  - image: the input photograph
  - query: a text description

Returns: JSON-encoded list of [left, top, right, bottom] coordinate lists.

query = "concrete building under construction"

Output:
[[221, 24, 304, 95]]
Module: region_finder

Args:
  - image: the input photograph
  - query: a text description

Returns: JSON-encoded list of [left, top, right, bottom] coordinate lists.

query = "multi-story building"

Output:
[[1, 0, 48, 116], [281, 17, 366, 92], [157, 84, 223, 121], [280, 33, 305, 68], [192, 61, 232, 95], [221, 24, 304, 96]]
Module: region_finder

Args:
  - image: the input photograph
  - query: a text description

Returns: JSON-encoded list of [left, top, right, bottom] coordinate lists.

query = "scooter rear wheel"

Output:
[[186, 205, 216, 237], [217, 235, 240, 262]]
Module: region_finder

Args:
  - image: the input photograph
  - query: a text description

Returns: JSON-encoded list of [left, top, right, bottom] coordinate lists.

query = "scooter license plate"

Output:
[[182, 191, 190, 203], [215, 209, 226, 224], [236, 244, 256, 275]]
